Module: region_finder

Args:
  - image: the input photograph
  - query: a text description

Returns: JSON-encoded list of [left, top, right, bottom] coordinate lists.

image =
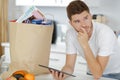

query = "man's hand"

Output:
[[77, 27, 89, 48], [50, 54, 76, 80], [50, 69, 66, 80]]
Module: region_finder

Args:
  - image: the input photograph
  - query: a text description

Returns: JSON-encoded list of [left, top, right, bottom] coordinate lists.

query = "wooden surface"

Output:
[[0, 0, 8, 56]]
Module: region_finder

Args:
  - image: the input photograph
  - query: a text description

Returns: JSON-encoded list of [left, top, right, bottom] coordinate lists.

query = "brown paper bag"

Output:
[[6, 22, 53, 77]]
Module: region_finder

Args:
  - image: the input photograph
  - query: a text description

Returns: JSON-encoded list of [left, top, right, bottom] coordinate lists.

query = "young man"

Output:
[[50, 0, 120, 80]]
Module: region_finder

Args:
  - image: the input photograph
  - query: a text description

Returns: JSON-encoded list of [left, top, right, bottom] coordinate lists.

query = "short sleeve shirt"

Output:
[[66, 21, 120, 74]]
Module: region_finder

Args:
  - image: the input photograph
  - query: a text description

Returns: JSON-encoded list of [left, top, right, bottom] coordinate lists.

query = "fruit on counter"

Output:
[[18, 77, 24, 80], [12, 70, 28, 76], [24, 73, 35, 80], [6, 70, 35, 80], [13, 74, 24, 80], [12, 70, 28, 80]]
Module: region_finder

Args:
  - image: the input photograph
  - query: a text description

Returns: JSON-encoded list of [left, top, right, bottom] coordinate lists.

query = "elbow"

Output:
[[92, 71, 103, 79], [91, 69, 103, 79], [93, 75, 102, 80]]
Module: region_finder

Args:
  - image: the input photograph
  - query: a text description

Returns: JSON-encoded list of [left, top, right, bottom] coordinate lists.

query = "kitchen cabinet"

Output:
[[16, 0, 99, 7], [84, 0, 100, 7], [16, 0, 55, 6], [16, 0, 73, 7]]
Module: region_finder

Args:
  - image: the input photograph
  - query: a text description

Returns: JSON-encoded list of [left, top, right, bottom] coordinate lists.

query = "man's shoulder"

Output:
[[93, 21, 109, 27], [93, 21, 112, 31], [66, 28, 77, 38]]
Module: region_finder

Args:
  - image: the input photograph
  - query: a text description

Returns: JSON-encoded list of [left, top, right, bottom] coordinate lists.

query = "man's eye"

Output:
[[84, 16, 88, 20], [74, 20, 80, 23]]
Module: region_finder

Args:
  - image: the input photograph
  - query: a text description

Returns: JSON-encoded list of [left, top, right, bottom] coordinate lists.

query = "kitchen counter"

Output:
[[0, 43, 117, 80], [46, 53, 116, 80], [35, 73, 116, 80], [1, 71, 116, 80]]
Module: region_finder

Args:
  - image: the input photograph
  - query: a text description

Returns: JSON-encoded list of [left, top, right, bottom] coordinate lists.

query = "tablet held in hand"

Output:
[[38, 64, 76, 77]]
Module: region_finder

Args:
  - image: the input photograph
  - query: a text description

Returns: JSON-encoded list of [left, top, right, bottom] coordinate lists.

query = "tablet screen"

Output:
[[38, 64, 76, 77]]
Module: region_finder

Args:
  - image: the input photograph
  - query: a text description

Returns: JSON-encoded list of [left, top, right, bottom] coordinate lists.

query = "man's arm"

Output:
[[50, 54, 77, 80], [62, 54, 77, 74], [78, 27, 109, 79], [83, 43, 109, 79]]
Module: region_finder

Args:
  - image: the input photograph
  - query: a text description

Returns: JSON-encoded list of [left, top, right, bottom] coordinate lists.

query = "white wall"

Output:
[[98, 0, 120, 30], [8, 0, 120, 30]]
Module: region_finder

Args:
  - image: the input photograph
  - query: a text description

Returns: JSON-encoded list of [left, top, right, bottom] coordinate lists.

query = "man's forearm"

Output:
[[82, 43, 103, 78], [61, 65, 74, 79], [62, 65, 74, 74]]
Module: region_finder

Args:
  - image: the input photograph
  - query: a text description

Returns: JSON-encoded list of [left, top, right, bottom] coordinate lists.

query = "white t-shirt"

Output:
[[66, 21, 120, 74]]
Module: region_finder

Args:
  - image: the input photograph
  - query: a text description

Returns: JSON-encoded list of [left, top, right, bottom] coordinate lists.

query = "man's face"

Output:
[[69, 11, 92, 35]]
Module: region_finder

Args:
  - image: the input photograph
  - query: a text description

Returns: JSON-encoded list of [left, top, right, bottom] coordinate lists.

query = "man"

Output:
[[50, 0, 120, 80]]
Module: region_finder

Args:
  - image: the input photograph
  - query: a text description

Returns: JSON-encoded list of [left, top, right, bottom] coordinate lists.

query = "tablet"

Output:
[[38, 64, 76, 77]]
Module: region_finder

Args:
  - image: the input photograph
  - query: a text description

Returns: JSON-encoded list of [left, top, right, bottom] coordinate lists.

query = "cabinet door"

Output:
[[84, 0, 100, 7], [16, 0, 57, 6], [16, 0, 100, 7], [57, 0, 99, 7], [16, 0, 34, 6], [57, 0, 73, 7], [60, 0, 100, 7], [33, 0, 56, 6]]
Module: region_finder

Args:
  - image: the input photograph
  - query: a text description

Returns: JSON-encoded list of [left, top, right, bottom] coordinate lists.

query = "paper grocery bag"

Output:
[[8, 22, 53, 75]]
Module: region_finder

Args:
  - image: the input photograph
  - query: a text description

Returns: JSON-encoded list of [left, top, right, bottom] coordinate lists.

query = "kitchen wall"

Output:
[[8, 0, 120, 31]]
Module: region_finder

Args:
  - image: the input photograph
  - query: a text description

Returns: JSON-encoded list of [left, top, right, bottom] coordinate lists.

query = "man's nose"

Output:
[[80, 22, 86, 28]]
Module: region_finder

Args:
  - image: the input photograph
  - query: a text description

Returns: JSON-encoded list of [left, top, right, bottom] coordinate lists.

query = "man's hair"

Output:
[[66, 0, 90, 20]]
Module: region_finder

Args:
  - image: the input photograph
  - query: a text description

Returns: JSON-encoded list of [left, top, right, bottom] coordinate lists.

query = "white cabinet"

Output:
[[31, 0, 56, 6], [57, 0, 73, 7], [16, 0, 72, 7], [57, 0, 100, 7], [16, 0, 56, 6], [16, 0, 99, 7], [84, 0, 100, 7]]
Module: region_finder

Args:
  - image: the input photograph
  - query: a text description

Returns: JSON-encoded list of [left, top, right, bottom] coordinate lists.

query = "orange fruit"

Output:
[[24, 73, 35, 80], [12, 70, 28, 76]]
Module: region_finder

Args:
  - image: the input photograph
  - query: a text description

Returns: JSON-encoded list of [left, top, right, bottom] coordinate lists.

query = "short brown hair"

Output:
[[66, 0, 90, 20]]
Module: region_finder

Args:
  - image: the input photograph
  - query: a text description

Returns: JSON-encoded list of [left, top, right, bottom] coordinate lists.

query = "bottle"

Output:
[[0, 62, 9, 75]]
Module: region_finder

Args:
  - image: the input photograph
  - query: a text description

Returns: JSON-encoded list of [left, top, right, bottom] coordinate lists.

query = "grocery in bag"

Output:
[[1, 6, 54, 79]]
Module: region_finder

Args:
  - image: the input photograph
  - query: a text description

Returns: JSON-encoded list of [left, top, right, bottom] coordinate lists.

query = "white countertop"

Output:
[[35, 73, 116, 80], [46, 53, 116, 80], [0, 42, 117, 80]]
